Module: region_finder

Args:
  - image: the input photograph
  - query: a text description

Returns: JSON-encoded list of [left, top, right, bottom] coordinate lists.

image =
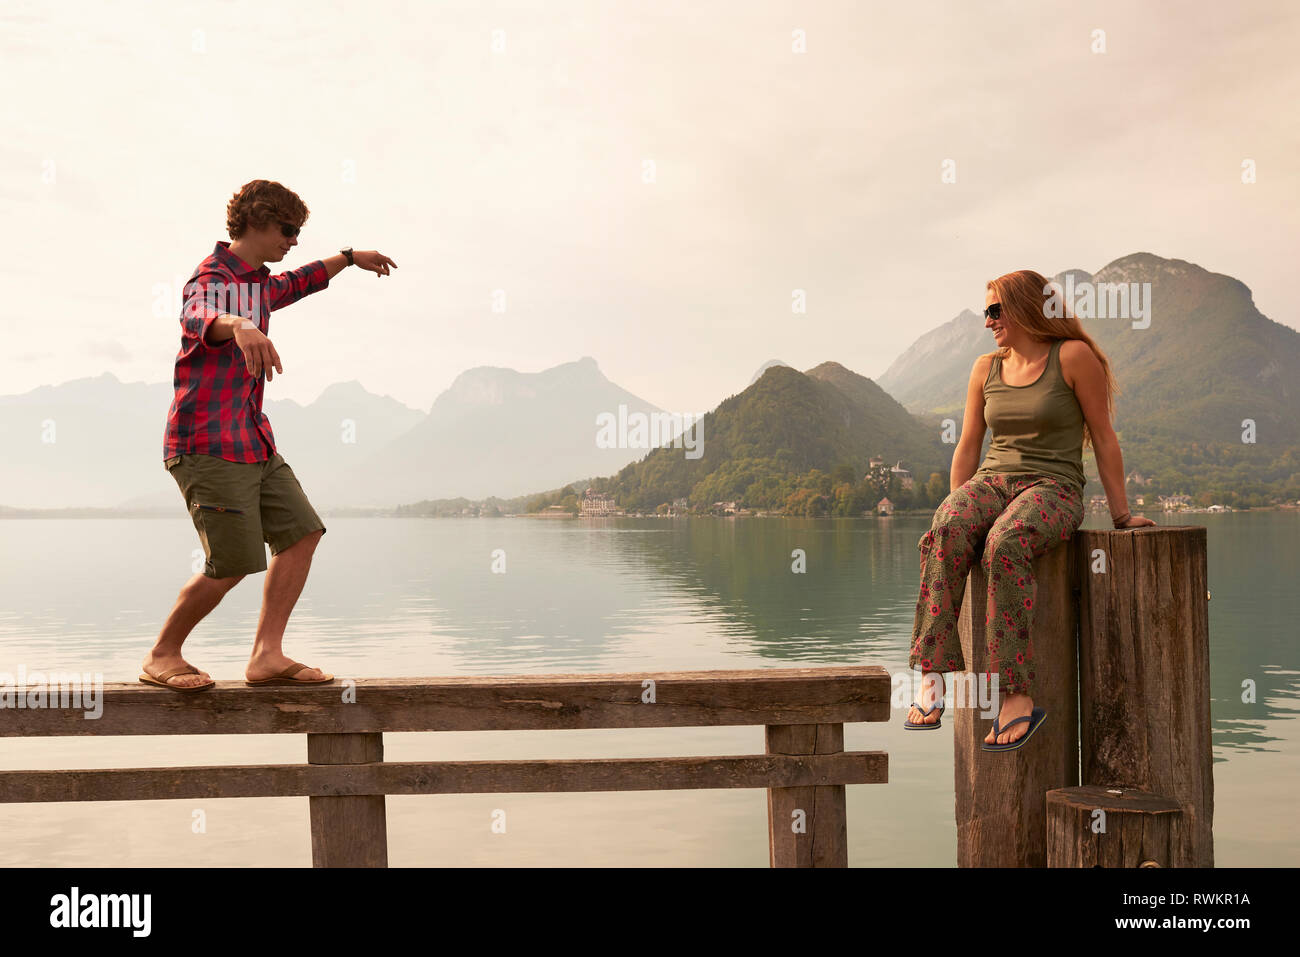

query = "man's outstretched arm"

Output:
[[320, 252, 349, 280], [268, 249, 398, 310], [325, 249, 397, 279]]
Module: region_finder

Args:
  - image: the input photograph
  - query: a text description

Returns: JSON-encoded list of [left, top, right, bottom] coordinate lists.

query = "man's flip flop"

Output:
[[981, 707, 1047, 751], [139, 664, 215, 693], [244, 661, 335, 686], [903, 700, 945, 730]]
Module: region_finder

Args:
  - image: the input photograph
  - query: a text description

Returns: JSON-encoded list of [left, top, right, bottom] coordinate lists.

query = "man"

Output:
[[141, 180, 397, 692]]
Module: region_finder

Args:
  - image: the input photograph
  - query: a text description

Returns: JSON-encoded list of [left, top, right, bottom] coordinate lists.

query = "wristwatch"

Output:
[[340, 246, 354, 266]]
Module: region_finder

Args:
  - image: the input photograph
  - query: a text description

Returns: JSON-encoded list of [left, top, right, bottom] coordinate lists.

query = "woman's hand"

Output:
[[1117, 514, 1157, 529]]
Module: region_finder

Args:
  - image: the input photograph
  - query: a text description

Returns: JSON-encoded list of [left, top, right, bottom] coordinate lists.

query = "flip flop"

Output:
[[981, 707, 1047, 751], [903, 700, 945, 730], [139, 664, 214, 693], [244, 661, 335, 686]]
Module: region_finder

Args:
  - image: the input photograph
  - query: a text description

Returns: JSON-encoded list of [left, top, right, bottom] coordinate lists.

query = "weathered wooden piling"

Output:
[[1073, 526, 1213, 867], [1046, 785, 1183, 867], [954, 541, 1079, 867]]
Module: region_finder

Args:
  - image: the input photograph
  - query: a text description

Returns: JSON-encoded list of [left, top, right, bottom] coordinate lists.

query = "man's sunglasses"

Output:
[[277, 221, 302, 238], [983, 303, 1001, 320]]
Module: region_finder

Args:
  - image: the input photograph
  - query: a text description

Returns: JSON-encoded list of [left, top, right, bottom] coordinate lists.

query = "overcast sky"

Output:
[[2, 0, 1296, 416]]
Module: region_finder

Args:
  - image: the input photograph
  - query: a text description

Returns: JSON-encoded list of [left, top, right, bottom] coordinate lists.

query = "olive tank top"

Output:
[[971, 338, 1086, 493]]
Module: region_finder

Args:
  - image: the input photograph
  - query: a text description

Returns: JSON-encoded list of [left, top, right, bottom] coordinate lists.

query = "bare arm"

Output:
[[1061, 340, 1150, 526], [950, 356, 992, 491], [321, 253, 349, 280], [203, 314, 247, 344]]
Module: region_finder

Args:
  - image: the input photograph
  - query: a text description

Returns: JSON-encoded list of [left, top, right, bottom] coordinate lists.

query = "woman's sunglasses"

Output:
[[983, 303, 1001, 320], [277, 221, 301, 238]]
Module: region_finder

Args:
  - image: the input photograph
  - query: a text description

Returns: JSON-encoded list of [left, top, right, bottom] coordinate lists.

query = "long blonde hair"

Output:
[[986, 269, 1119, 450]]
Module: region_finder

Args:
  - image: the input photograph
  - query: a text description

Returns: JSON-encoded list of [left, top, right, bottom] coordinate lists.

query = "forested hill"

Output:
[[593, 361, 950, 512]]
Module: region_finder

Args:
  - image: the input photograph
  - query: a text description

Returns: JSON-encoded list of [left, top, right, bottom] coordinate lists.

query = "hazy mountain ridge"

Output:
[[299, 357, 666, 508], [6, 253, 1297, 512], [0, 360, 662, 510]]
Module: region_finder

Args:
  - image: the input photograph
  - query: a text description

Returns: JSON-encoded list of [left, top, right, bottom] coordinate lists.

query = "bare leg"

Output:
[[245, 530, 328, 681], [143, 573, 245, 688], [907, 671, 946, 725]]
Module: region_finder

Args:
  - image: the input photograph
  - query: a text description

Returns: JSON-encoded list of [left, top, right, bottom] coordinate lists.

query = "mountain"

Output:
[[749, 359, 790, 385], [875, 268, 1094, 412], [308, 357, 666, 507], [0, 373, 174, 510], [599, 360, 950, 511], [0, 360, 667, 510], [0, 373, 423, 510], [239, 380, 426, 504]]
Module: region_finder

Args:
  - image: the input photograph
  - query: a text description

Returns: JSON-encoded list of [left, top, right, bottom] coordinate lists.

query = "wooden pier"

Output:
[[0, 666, 890, 867]]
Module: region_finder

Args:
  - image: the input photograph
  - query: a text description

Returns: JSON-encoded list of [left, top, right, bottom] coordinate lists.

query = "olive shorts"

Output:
[[164, 452, 326, 578]]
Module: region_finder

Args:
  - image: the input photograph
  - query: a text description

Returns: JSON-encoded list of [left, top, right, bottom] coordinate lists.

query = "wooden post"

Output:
[[1046, 785, 1183, 867], [766, 723, 848, 866], [1075, 526, 1213, 867], [307, 732, 388, 867], [954, 541, 1078, 867]]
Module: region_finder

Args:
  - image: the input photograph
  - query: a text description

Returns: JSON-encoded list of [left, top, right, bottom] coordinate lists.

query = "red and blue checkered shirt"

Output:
[[163, 241, 330, 463]]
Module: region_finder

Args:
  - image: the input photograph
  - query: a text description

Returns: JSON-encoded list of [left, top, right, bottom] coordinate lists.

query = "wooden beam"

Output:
[[0, 666, 891, 737], [308, 732, 387, 867], [0, 751, 889, 803], [766, 723, 859, 867]]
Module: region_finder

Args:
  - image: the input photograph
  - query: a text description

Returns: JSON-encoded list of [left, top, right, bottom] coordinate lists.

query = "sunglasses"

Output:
[[277, 220, 301, 238], [983, 303, 1001, 321]]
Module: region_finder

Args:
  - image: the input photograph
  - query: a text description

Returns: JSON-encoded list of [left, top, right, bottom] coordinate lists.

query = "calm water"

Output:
[[1, 512, 1296, 866]]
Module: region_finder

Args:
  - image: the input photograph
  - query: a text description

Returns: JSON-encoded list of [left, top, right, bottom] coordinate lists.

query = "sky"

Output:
[[2, 0, 1297, 416]]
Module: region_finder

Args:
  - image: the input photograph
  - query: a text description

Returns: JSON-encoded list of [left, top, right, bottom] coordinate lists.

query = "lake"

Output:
[[0, 511, 1295, 866]]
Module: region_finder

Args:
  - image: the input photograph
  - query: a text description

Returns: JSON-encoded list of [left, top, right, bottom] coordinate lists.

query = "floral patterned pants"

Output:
[[907, 472, 1084, 696]]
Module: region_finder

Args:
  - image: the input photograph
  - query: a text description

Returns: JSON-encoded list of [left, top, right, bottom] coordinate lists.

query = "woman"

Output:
[[904, 269, 1155, 749]]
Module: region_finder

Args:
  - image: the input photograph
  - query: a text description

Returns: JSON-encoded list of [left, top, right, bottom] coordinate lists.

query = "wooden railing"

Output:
[[0, 665, 890, 867]]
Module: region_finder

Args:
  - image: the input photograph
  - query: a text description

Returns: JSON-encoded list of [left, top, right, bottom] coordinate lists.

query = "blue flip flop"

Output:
[[981, 707, 1047, 751], [903, 700, 945, 730]]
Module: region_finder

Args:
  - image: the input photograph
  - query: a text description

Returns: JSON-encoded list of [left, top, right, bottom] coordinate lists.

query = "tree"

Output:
[[831, 463, 857, 487], [924, 472, 948, 508]]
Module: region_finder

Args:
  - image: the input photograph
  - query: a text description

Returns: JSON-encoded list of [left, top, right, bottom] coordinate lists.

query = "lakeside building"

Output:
[[865, 456, 913, 490], [580, 487, 618, 516]]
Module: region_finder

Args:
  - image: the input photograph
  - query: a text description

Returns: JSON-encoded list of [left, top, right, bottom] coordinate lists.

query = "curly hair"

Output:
[[225, 180, 310, 239]]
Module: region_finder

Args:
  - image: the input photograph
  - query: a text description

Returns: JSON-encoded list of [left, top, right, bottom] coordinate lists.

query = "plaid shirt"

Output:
[[163, 241, 330, 463]]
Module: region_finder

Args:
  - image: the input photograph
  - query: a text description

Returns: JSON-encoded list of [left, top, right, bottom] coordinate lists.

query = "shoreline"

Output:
[[2, 506, 1293, 520]]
